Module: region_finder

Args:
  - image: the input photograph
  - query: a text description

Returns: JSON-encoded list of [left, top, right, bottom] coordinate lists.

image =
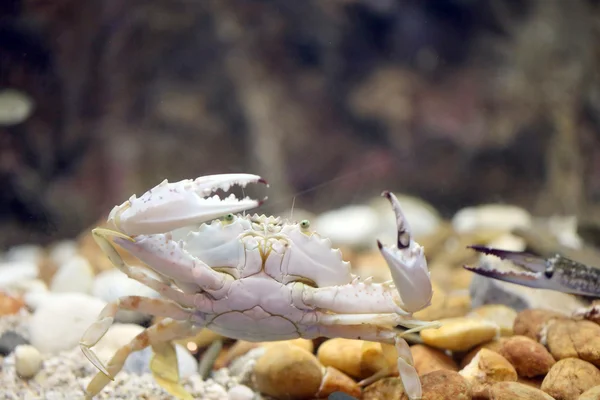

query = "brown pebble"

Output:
[[362, 377, 405, 400], [459, 348, 518, 398], [410, 344, 458, 376], [498, 335, 556, 377], [541, 358, 600, 400], [513, 309, 567, 341], [0, 292, 24, 316], [489, 381, 554, 400], [315, 366, 361, 398], [400, 370, 472, 400], [547, 320, 600, 367], [579, 384, 600, 400]]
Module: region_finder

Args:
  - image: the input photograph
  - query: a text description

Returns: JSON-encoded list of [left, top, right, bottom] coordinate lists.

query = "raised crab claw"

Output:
[[80, 173, 438, 400], [464, 245, 600, 297]]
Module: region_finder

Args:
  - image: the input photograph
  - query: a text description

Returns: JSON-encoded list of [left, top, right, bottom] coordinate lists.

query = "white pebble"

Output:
[[14, 344, 43, 379], [48, 240, 78, 266], [0, 261, 38, 290], [28, 293, 107, 354], [227, 385, 255, 400], [92, 269, 160, 323], [452, 204, 532, 234], [314, 205, 379, 248], [50, 255, 94, 294], [4, 244, 44, 264]]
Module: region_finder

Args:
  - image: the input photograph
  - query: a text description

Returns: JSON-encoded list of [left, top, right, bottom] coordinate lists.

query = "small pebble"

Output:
[[14, 344, 42, 379], [0, 330, 30, 356], [0, 261, 38, 290], [50, 255, 94, 293], [0, 291, 25, 315], [4, 244, 44, 264], [420, 317, 500, 352], [227, 384, 255, 400], [28, 293, 107, 354]]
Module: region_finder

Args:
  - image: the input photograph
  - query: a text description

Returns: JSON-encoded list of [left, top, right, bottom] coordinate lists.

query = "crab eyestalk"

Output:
[[377, 191, 433, 313], [107, 173, 268, 236]]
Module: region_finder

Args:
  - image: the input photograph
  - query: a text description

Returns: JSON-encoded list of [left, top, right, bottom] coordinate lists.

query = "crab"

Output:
[[80, 173, 438, 400], [464, 245, 600, 297]]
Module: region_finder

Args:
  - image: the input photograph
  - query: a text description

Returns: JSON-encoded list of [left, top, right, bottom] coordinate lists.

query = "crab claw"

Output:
[[377, 191, 433, 313], [464, 245, 600, 296], [108, 173, 268, 236]]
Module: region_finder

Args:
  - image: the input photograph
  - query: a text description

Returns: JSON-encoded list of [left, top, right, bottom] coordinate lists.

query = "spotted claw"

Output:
[[464, 245, 600, 297]]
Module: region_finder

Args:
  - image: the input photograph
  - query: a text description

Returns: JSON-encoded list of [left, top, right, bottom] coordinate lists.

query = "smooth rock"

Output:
[[468, 304, 518, 336], [28, 293, 107, 354], [314, 205, 380, 249], [0, 331, 30, 356], [92, 269, 160, 323], [452, 204, 532, 234], [420, 317, 500, 352], [48, 240, 78, 266], [541, 358, 600, 400], [227, 384, 255, 400], [459, 348, 518, 398], [0, 262, 38, 290], [4, 244, 44, 265], [317, 338, 388, 380], [254, 342, 323, 399], [0, 291, 25, 315], [14, 344, 43, 379], [50, 255, 94, 294]]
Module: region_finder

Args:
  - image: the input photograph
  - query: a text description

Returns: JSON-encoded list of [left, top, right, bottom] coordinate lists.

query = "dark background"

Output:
[[1, 0, 599, 249]]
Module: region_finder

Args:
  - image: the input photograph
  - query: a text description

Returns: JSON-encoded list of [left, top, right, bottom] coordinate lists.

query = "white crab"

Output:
[[80, 173, 437, 400]]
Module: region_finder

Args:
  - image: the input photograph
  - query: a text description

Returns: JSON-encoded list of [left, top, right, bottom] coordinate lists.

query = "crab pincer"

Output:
[[464, 245, 600, 297]]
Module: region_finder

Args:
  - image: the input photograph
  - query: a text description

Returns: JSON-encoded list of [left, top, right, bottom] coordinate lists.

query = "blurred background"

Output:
[[1, 0, 600, 250]]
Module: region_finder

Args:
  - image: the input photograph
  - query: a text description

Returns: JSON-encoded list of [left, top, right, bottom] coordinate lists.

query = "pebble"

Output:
[[459, 348, 518, 398], [47, 240, 78, 266], [4, 244, 44, 264], [49, 255, 95, 293], [253, 342, 323, 399], [409, 344, 458, 376], [0, 261, 38, 290], [489, 381, 554, 400], [0, 291, 25, 315], [92, 269, 160, 323], [317, 338, 389, 380], [28, 292, 107, 354], [468, 304, 518, 336], [541, 358, 600, 400], [420, 317, 500, 352], [452, 204, 532, 234], [227, 384, 255, 400], [0, 330, 30, 356], [314, 205, 380, 249], [406, 370, 472, 400], [14, 344, 42, 379]]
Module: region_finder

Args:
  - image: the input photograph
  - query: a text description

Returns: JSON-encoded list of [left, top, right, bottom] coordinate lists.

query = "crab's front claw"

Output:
[[108, 173, 268, 236], [377, 191, 433, 314]]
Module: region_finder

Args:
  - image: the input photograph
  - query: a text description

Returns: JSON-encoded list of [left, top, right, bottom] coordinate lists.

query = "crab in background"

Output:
[[79, 173, 438, 400]]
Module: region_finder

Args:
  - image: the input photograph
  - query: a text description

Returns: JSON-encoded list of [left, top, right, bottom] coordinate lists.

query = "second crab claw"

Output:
[[377, 191, 433, 313], [464, 245, 600, 297]]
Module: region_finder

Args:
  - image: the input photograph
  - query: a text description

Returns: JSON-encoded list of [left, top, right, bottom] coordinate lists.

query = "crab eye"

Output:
[[224, 213, 234, 222], [300, 219, 310, 229]]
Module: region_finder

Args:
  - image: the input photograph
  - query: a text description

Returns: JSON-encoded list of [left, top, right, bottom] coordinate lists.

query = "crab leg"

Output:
[[84, 318, 204, 399], [80, 296, 194, 378], [108, 173, 268, 236]]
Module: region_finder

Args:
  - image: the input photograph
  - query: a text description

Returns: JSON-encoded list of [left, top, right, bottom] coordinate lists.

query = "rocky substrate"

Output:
[[1, 194, 600, 400]]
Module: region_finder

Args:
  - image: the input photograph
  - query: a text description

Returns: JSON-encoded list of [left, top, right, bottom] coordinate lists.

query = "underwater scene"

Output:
[[1, 1, 600, 399]]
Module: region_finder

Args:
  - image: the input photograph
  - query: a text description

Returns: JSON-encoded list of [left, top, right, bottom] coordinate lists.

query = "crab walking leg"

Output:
[[84, 319, 204, 399], [80, 296, 194, 377], [93, 228, 217, 308], [394, 336, 421, 400]]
